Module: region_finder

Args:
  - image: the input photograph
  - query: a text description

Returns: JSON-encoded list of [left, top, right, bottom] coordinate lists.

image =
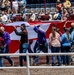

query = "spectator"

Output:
[[0, 0, 11, 13], [4, 0, 11, 14], [30, 10, 36, 21], [53, 8, 62, 20], [1, 0, 6, 11], [38, 10, 45, 16], [18, 0, 27, 13], [0, 11, 8, 23], [63, 0, 71, 9], [48, 10, 52, 21], [0, 26, 14, 66], [4, 10, 11, 23], [70, 29, 74, 63], [22, 13, 26, 21], [38, 10, 45, 20], [56, 0, 62, 14], [10, 10, 17, 18], [10, 11, 17, 22], [14, 24, 28, 66], [49, 27, 62, 66], [12, 0, 18, 13], [33, 25, 49, 65], [0, 36, 5, 67], [61, 28, 71, 65], [62, 8, 69, 20], [70, 28, 74, 52]]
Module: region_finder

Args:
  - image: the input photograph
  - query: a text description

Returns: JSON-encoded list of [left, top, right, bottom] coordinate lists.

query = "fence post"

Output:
[[26, 53, 30, 75]]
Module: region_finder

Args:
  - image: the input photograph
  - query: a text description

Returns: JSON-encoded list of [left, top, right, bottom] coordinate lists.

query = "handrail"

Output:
[[0, 52, 74, 56], [0, 53, 74, 75]]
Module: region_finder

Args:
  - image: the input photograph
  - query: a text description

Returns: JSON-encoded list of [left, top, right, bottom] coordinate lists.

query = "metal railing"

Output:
[[0, 53, 74, 75]]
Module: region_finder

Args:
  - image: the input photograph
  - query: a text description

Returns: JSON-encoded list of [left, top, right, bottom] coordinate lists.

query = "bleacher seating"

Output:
[[25, 2, 74, 13], [25, 3, 56, 13]]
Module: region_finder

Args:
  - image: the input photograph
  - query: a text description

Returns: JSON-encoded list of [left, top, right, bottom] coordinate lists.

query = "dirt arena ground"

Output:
[[0, 57, 74, 75], [0, 68, 74, 75]]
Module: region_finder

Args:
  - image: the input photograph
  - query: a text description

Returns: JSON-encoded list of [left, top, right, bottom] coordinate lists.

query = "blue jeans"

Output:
[[19, 43, 28, 66], [51, 46, 62, 66], [0, 48, 5, 67], [34, 42, 49, 65], [4, 45, 13, 66], [62, 46, 71, 65]]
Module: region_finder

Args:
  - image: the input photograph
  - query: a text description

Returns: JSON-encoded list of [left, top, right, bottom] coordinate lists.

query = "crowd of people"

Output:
[[29, 0, 73, 21], [0, 0, 74, 23], [28, 22, 74, 66], [0, 0, 74, 67], [0, 22, 74, 67]]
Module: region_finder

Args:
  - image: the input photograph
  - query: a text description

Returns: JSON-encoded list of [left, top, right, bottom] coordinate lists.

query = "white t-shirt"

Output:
[[49, 14, 52, 21], [1, 15, 8, 23], [12, 1, 18, 8], [30, 13, 36, 21]]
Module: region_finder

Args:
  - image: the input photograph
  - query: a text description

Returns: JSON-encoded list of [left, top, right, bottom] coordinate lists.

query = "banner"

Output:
[[5, 21, 50, 53], [4, 21, 71, 53]]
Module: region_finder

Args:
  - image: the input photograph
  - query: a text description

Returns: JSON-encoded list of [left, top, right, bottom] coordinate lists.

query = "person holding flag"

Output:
[[33, 25, 49, 65]]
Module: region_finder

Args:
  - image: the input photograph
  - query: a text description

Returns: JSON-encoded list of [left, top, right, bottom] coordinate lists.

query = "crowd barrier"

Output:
[[0, 53, 74, 75]]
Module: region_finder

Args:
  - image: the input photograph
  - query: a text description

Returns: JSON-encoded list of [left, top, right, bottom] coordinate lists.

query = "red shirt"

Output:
[[0, 37, 5, 47], [56, 3, 62, 11]]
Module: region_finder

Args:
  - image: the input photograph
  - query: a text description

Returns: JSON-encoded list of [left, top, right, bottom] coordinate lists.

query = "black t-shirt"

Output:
[[14, 29, 28, 43]]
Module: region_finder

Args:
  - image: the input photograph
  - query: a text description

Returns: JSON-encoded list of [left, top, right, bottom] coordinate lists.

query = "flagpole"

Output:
[[10, 0, 12, 10], [44, 0, 46, 14]]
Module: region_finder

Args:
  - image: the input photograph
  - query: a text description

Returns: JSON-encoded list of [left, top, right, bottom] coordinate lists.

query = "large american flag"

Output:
[[3, 21, 68, 53]]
